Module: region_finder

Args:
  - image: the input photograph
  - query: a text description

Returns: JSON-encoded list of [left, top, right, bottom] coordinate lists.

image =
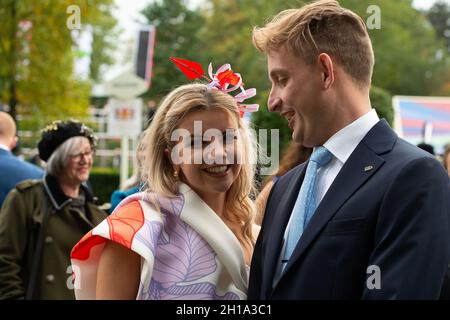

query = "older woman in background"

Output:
[[0, 120, 107, 300]]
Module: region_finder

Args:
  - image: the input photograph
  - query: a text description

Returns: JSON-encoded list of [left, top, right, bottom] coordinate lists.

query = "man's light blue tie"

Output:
[[283, 146, 333, 262]]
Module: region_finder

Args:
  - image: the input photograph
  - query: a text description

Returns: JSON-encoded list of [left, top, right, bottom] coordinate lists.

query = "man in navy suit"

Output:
[[249, 0, 450, 299], [0, 112, 43, 207]]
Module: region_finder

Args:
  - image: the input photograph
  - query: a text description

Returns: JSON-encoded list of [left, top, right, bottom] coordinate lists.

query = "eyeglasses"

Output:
[[69, 149, 95, 161]]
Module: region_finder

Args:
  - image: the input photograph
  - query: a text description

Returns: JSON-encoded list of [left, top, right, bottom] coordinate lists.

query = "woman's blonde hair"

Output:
[[140, 83, 257, 246]]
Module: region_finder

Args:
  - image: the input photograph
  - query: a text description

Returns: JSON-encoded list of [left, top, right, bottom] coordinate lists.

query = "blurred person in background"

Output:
[[0, 112, 43, 208], [441, 144, 450, 299], [417, 142, 435, 156], [0, 120, 107, 299], [443, 144, 450, 177]]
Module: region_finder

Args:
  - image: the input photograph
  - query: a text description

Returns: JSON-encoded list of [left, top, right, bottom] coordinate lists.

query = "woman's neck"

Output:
[[194, 188, 226, 218], [192, 186, 252, 265], [59, 179, 80, 198], [197, 190, 241, 229]]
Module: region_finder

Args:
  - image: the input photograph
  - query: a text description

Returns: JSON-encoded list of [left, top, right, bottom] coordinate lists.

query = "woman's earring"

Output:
[[173, 167, 180, 180]]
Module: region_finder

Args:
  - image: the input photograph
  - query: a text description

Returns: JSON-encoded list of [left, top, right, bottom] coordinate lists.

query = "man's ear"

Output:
[[9, 136, 18, 151], [318, 53, 334, 89]]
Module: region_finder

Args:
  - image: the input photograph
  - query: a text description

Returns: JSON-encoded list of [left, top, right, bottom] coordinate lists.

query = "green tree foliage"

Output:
[[370, 86, 393, 126], [427, 1, 450, 52], [136, 0, 448, 151], [198, 0, 292, 102], [0, 0, 116, 125], [426, 1, 450, 94], [210, 0, 446, 144], [339, 0, 450, 96], [199, 0, 299, 153], [140, 0, 205, 100], [88, 2, 118, 83]]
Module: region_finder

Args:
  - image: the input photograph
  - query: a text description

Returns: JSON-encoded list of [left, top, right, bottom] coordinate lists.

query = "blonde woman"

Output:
[[71, 83, 259, 300]]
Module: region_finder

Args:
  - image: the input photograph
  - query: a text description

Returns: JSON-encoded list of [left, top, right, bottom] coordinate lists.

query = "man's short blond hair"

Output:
[[253, 0, 375, 88]]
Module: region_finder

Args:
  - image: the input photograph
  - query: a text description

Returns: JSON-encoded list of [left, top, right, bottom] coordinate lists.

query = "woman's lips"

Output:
[[202, 165, 231, 177]]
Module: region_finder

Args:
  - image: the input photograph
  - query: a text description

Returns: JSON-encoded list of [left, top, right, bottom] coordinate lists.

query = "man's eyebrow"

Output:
[[269, 69, 288, 79]]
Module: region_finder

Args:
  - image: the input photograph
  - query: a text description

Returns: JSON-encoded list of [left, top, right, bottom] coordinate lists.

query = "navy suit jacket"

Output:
[[248, 120, 450, 299], [0, 149, 44, 207]]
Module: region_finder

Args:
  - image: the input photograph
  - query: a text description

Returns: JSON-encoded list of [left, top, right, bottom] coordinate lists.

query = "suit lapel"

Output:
[[263, 163, 307, 291], [282, 120, 397, 276]]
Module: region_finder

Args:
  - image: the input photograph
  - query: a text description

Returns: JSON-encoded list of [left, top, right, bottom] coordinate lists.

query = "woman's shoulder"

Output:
[[111, 200, 145, 219], [1, 179, 43, 210], [15, 178, 43, 193], [74, 200, 156, 255], [111, 197, 165, 225]]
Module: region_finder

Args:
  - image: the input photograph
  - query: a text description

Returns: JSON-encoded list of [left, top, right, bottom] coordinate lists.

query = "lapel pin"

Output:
[[364, 165, 374, 172]]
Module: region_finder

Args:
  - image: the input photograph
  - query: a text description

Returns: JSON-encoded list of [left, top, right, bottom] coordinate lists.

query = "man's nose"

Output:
[[267, 92, 281, 113]]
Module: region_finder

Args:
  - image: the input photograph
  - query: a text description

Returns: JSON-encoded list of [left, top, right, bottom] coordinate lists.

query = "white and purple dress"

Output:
[[70, 183, 248, 300]]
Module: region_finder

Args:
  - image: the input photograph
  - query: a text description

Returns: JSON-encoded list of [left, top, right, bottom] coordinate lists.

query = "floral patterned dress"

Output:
[[70, 183, 248, 300]]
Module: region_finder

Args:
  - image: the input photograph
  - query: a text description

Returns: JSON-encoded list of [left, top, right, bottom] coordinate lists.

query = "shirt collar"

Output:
[[0, 144, 10, 151], [43, 174, 95, 211], [323, 109, 380, 164]]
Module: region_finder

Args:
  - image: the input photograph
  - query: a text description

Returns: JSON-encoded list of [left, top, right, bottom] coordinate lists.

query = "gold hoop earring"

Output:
[[173, 167, 180, 180]]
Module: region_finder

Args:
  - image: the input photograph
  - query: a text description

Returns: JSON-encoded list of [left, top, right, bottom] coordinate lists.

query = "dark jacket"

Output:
[[0, 175, 107, 300], [0, 148, 43, 207], [249, 120, 450, 299]]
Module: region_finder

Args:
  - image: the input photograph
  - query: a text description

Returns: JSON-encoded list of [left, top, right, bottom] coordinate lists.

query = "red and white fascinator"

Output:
[[171, 57, 259, 118]]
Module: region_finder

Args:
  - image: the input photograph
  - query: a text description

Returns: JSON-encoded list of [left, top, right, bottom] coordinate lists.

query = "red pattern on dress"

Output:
[[107, 201, 145, 249], [71, 230, 107, 260]]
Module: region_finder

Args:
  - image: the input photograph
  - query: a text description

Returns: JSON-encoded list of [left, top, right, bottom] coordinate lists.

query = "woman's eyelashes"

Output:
[[187, 131, 238, 149]]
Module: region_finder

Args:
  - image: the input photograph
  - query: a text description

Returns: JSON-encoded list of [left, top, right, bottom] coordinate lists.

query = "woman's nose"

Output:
[[205, 140, 229, 164]]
